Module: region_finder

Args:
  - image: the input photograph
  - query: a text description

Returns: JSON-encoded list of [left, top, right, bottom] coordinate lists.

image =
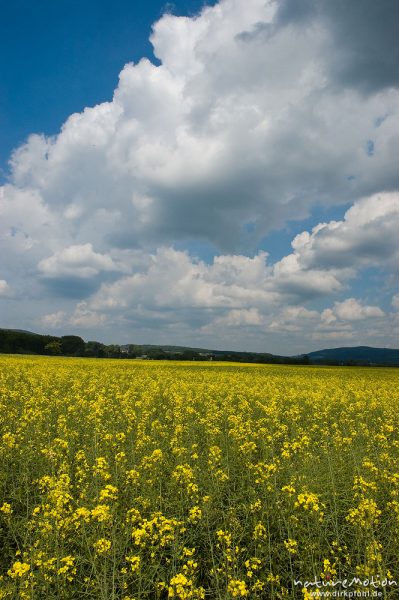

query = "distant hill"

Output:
[[121, 343, 276, 358], [4, 328, 39, 335], [122, 343, 215, 354], [306, 346, 399, 365]]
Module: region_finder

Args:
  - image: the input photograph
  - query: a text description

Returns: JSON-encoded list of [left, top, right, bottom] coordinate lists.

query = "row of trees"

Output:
[[0, 330, 204, 359], [0, 330, 84, 356], [0, 330, 137, 358], [0, 329, 314, 363]]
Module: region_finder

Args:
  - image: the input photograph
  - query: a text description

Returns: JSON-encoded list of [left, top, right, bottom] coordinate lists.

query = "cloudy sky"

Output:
[[1, 0, 399, 354]]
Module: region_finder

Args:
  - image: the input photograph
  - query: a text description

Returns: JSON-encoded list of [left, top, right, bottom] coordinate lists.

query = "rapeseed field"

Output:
[[1, 355, 399, 599]]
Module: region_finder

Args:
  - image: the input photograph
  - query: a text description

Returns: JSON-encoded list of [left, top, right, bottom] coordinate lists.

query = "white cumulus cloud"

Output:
[[322, 298, 385, 323], [3, 0, 399, 254], [38, 244, 117, 279]]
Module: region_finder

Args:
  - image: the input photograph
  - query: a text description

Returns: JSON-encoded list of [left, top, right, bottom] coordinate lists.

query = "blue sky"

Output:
[[0, 1, 216, 178], [1, 0, 399, 353]]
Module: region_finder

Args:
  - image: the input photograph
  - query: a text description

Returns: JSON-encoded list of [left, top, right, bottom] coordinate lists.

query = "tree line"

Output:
[[0, 329, 129, 358], [0, 328, 313, 364]]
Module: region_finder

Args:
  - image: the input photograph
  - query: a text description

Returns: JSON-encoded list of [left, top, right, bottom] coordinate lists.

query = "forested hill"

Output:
[[306, 346, 399, 365]]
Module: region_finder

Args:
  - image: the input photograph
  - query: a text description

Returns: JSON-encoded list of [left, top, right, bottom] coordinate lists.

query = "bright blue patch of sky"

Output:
[[175, 205, 353, 265], [0, 0, 217, 180], [308, 265, 395, 314], [173, 239, 219, 263], [349, 267, 391, 308], [257, 203, 352, 264]]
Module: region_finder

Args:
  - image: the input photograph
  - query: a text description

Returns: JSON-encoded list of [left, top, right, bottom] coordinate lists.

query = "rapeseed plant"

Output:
[[0, 355, 398, 598]]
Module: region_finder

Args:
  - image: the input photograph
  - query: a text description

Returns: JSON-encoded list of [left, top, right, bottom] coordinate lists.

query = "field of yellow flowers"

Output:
[[1, 355, 399, 599]]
